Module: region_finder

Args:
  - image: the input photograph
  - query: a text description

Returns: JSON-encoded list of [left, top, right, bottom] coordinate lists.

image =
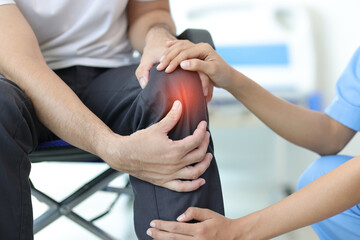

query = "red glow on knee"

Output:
[[172, 77, 203, 114]]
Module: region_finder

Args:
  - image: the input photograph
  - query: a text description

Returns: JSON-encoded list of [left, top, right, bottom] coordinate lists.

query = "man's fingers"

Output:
[[156, 101, 183, 133], [163, 178, 206, 192], [176, 153, 212, 180], [206, 82, 214, 103], [198, 72, 210, 97], [177, 207, 215, 222], [176, 121, 207, 156], [136, 62, 153, 88], [181, 131, 210, 166]]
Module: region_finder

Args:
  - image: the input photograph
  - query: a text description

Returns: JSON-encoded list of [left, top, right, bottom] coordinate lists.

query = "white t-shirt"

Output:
[[0, 0, 139, 69]]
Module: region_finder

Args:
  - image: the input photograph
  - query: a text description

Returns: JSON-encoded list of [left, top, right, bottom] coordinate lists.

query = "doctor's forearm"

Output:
[[236, 155, 360, 240], [227, 72, 354, 155]]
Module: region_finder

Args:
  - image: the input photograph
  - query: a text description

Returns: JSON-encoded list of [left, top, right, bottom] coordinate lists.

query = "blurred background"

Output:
[[32, 0, 360, 239]]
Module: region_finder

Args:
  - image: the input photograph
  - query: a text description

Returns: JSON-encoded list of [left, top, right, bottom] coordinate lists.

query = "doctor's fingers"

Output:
[[165, 45, 212, 73], [158, 42, 212, 73], [157, 40, 194, 71], [148, 222, 196, 240]]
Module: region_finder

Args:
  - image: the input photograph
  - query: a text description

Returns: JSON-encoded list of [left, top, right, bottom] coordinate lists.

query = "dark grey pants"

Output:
[[0, 64, 224, 240]]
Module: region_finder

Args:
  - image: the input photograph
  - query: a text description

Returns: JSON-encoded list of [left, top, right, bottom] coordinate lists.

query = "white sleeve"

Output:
[[0, 0, 15, 5]]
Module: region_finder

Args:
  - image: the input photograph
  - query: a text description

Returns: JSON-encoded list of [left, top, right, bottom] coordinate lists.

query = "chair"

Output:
[[30, 140, 133, 240], [29, 28, 215, 240]]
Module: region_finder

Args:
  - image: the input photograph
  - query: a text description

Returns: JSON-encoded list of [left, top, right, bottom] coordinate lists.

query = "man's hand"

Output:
[[147, 207, 237, 240], [127, 0, 176, 88], [136, 25, 176, 88], [102, 101, 212, 192]]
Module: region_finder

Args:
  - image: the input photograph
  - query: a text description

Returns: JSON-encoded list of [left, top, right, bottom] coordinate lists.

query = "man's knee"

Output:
[[141, 66, 207, 139], [297, 155, 353, 191], [143, 66, 206, 118]]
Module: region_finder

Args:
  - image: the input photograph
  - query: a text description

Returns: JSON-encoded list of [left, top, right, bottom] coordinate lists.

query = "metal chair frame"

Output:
[[30, 145, 133, 240]]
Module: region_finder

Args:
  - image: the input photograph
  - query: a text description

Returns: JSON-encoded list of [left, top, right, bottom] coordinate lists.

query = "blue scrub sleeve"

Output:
[[325, 47, 360, 131]]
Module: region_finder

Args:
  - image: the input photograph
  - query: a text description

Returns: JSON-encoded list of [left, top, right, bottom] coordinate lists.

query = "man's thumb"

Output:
[[157, 100, 182, 133]]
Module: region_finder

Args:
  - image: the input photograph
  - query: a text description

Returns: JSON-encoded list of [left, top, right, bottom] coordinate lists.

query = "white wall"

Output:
[[292, 0, 360, 105], [170, 0, 360, 106], [170, 0, 360, 185]]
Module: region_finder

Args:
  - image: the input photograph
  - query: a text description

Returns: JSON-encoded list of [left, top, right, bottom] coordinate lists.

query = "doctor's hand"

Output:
[[101, 101, 212, 192], [147, 207, 238, 240], [156, 40, 238, 93]]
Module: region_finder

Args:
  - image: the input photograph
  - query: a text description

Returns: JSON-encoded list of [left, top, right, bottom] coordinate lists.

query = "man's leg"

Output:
[[0, 78, 39, 240], [297, 155, 360, 239], [81, 64, 224, 239]]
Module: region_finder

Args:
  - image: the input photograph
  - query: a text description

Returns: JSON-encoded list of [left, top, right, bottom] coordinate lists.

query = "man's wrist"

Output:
[[95, 131, 124, 167], [145, 23, 176, 44]]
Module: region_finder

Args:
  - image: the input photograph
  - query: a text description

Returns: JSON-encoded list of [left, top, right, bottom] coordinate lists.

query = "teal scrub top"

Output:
[[325, 47, 360, 131]]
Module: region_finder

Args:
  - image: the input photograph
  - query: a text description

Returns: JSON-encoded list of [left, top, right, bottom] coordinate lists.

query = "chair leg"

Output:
[[31, 168, 129, 239], [67, 211, 117, 240], [31, 187, 62, 233], [102, 174, 133, 196], [59, 168, 122, 210], [102, 186, 133, 196]]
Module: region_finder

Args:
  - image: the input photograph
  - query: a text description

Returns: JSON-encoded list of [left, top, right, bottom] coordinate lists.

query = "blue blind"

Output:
[[216, 44, 289, 66]]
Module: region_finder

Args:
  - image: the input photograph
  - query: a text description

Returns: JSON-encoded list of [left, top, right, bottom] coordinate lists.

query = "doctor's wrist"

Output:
[[224, 70, 248, 96], [231, 212, 264, 240]]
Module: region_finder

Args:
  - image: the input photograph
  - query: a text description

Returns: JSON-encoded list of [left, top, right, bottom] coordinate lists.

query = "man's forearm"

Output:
[[0, 5, 116, 159], [129, 11, 176, 52], [127, 1, 176, 52], [7, 60, 114, 156]]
